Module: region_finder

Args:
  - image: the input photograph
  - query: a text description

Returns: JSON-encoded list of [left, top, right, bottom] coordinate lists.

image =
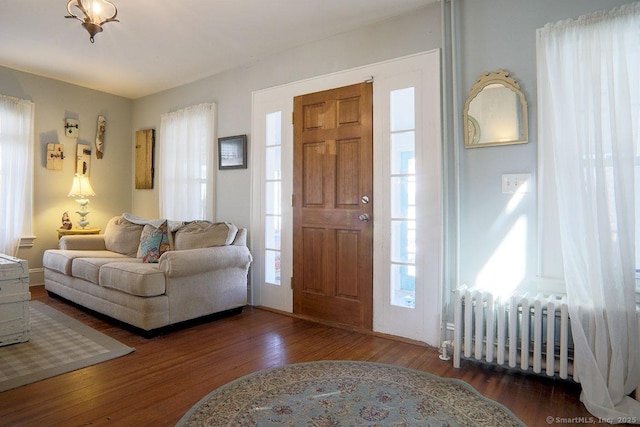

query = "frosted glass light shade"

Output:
[[68, 174, 96, 197]]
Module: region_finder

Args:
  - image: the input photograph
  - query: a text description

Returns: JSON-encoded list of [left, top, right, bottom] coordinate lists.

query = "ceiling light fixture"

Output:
[[65, 0, 119, 43]]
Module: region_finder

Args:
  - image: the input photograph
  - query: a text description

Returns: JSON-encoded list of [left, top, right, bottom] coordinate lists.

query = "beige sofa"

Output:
[[43, 215, 252, 335]]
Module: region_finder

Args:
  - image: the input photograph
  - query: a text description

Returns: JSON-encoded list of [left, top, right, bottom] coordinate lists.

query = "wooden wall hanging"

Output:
[[46, 143, 64, 171], [135, 129, 155, 189], [76, 143, 91, 176], [95, 115, 106, 159]]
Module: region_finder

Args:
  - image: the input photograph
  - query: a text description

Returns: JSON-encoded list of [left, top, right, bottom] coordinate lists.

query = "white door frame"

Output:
[[250, 51, 442, 346]]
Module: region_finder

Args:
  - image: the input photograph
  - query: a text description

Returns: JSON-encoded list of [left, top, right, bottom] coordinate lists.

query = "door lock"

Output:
[[361, 195, 370, 204]]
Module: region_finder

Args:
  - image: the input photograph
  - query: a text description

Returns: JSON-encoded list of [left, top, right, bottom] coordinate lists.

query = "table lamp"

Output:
[[68, 173, 96, 229]]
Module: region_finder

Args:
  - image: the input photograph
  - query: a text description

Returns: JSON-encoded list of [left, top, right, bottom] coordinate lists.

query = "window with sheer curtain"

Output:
[[159, 103, 216, 220], [0, 94, 34, 256], [537, 3, 640, 419]]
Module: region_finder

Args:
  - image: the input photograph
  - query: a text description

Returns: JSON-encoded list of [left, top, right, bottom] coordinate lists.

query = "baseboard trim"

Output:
[[29, 268, 44, 286], [254, 305, 430, 348]]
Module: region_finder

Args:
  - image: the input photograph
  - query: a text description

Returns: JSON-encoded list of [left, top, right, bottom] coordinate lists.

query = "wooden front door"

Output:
[[292, 82, 373, 329]]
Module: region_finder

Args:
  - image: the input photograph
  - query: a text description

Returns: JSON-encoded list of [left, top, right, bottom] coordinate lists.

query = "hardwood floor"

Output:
[[0, 286, 590, 427]]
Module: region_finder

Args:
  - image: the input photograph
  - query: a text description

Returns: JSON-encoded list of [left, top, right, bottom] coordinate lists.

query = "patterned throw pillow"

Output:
[[138, 221, 171, 263]]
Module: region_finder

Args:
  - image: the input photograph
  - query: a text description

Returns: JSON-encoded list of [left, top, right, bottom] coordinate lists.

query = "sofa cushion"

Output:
[[173, 221, 238, 250], [43, 250, 129, 275], [99, 262, 166, 297], [72, 257, 141, 284], [137, 221, 171, 263], [104, 216, 144, 257], [59, 234, 107, 251]]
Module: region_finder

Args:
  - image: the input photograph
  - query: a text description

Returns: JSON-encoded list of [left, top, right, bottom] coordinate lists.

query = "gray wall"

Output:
[[0, 67, 132, 278], [456, 0, 636, 292], [131, 4, 442, 229], [2, 0, 633, 302]]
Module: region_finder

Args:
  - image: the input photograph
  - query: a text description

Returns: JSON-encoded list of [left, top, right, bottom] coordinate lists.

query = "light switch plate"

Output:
[[502, 173, 531, 194]]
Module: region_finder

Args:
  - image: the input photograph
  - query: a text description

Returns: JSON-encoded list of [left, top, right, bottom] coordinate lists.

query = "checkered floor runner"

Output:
[[0, 301, 134, 392]]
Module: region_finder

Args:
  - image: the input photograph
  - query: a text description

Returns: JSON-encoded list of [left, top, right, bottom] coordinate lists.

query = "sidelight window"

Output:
[[389, 87, 416, 308], [264, 111, 282, 285]]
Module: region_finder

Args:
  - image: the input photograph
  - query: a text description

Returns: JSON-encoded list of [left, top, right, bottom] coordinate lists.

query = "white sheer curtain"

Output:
[[159, 103, 216, 220], [0, 95, 34, 256], [537, 3, 640, 421]]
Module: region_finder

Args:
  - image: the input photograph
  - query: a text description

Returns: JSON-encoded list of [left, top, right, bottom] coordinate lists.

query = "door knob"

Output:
[[358, 213, 370, 222]]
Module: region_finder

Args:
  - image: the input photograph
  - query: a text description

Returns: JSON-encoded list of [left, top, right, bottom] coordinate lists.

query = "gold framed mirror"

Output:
[[464, 69, 528, 148]]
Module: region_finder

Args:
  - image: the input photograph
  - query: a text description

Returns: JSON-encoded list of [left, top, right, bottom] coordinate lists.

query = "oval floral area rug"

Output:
[[176, 360, 525, 427]]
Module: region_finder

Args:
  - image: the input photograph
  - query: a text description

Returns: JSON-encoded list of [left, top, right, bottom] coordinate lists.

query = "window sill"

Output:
[[19, 236, 36, 248]]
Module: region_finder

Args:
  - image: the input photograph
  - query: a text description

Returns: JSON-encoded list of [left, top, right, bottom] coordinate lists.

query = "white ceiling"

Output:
[[0, 0, 434, 99]]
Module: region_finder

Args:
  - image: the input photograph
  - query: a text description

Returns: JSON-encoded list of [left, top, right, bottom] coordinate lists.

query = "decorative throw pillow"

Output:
[[138, 221, 171, 263], [173, 221, 238, 250], [104, 216, 144, 257]]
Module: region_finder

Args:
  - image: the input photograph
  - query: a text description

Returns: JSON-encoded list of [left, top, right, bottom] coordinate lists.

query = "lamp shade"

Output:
[[68, 174, 96, 197]]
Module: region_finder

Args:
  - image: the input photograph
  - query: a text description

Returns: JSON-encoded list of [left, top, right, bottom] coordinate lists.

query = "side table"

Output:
[[57, 228, 101, 239]]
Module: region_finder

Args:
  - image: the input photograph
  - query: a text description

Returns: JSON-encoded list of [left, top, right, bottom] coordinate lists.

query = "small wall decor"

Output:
[[65, 118, 79, 138], [61, 211, 73, 230], [46, 143, 64, 171], [135, 129, 155, 189], [95, 115, 106, 159], [76, 143, 92, 176], [218, 134, 247, 169]]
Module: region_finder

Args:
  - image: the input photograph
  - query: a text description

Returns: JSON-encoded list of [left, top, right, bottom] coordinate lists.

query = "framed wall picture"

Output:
[[218, 135, 247, 169]]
